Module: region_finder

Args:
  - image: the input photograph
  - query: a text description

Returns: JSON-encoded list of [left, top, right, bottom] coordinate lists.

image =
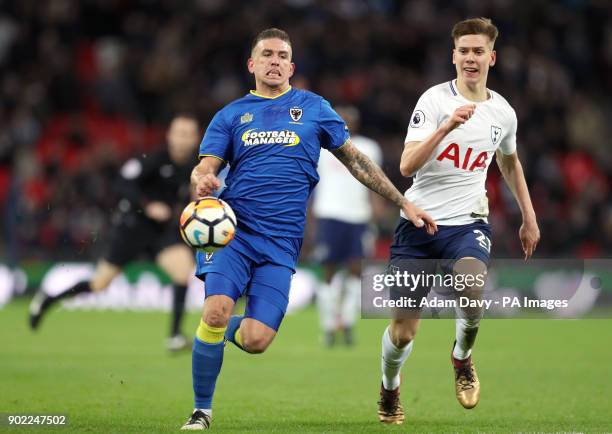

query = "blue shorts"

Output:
[[195, 226, 302, 331], [387, 219, 492, 304], [315, 218, 367, 264], [390, 218, 492, 265]]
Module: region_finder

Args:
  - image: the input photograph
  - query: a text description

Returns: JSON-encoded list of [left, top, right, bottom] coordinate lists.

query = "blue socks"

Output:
[[192, 338, 224, 409], [191, 316, 245, 409], [224, 315, 245, 350]]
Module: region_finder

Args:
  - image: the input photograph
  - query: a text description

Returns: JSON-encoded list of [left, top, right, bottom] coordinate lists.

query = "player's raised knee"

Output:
[[241, 334, 272, 354]]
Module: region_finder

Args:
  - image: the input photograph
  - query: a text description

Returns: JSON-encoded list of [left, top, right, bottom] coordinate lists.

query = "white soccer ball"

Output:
[[179, 197, 237, 252]]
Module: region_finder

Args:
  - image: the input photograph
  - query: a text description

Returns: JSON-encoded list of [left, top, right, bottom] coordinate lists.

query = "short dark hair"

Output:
[[452, 18, 499, 45], [251, 28, 292, 53]]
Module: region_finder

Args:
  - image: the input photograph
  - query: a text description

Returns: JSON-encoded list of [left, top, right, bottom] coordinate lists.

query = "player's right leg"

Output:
[[378, 317, 420, 424], [182, 292, 235, 430], [314, 218, 346, 347], [183, 233, 253, 430], [377, 217, 437, 424], [28, 259, 121, 330]]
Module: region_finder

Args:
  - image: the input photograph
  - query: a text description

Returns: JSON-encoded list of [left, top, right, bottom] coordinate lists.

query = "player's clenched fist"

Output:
[[443, 104, 477, 132], [194, 173, 221, 198]]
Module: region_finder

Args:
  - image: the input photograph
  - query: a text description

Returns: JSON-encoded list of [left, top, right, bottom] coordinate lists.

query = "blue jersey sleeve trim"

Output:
[[334, 139, 350, 150], [198, 154, 227, 163]]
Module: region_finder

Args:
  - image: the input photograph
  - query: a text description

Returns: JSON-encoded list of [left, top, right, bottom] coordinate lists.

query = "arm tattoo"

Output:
[[332, 141, 405, 207]]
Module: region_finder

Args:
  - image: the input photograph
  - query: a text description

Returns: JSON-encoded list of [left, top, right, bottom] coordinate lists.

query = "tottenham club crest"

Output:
[[409, 110, 425, 128], [289, 107, 303, 122], [491, 125, 502, 145]]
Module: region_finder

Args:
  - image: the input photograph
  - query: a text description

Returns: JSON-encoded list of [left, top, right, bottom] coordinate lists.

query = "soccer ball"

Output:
[[179, 197, 237, 252]]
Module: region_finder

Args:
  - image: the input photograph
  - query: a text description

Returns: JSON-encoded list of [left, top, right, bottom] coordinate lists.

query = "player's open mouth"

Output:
[[267, 70, 281, 77], [463, 67, 479, 74]]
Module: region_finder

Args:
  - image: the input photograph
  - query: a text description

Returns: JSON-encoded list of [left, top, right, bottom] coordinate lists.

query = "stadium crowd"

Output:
[[1, 0, 610, 265]]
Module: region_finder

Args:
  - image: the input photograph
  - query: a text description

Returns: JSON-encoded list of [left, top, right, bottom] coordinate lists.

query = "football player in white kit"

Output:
[[313, 106, 383, 346], [377, 18, 540, 424]]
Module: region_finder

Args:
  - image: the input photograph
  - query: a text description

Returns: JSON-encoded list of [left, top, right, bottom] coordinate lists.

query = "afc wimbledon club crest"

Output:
[[491, 125, 502, 145], [409, 110, 425, 128], [289, 107, 303, 122]]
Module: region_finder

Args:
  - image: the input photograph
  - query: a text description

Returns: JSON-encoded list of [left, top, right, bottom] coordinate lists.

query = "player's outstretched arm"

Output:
[[496, 149, 540, 260], [332, 141, 437, 235], [400, 104, 476, 176], [191, 156, 224, 198]]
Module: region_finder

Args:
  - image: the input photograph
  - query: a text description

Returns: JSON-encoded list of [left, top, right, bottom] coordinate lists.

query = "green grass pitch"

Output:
[[1, 299, 611, 433]]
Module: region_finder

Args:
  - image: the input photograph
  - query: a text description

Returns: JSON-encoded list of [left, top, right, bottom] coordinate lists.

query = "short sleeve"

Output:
[[404, 89, 438, 143], [199, 110, 232, 162], [498, 109, 517, 155], [319, 98, 350, 150]]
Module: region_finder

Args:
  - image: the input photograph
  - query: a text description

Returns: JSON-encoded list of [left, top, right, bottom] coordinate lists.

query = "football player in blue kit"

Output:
[[180, 28, 437, 430]]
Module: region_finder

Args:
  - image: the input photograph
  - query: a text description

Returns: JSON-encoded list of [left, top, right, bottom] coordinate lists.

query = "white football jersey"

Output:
[[314, 135, 382, 224], [402, 80, 517, 225]]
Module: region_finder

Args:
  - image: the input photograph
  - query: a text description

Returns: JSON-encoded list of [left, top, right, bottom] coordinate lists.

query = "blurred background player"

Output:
[[28, 114, 200, 352], [313, 105, 383, 347], [377, 18, 540, 424]]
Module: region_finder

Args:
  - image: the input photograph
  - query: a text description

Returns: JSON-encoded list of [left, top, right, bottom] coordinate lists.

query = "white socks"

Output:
[[318, 273, 361, 332], [195, 409, 212, 417], [316, 282, 340, 331], [453, 318, 480, 360], [381, 326, 413, 390], [340, 275, 361, 328]]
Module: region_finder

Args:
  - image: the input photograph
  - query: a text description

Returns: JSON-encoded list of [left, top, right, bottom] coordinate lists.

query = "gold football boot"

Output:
[[377, 384, 405, 424], [452, 352, 480, 409]]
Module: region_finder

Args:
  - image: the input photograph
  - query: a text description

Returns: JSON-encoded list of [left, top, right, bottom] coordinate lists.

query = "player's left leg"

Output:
[[340, 258, 362, 346], [314, 218, 347, 347], [451, 256, 487, 409], [337, 222, 368, 345], [225, 262, 293, 354], [156, 243, 195, 352], [317, 263, 341, 347], [443, 222, 492, 409], [223, 262, 292, 354], [29, 259, 122, 330]]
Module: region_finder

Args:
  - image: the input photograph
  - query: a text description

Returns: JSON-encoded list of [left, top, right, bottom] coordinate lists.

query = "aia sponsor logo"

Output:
[[436, 143, 489, 172]]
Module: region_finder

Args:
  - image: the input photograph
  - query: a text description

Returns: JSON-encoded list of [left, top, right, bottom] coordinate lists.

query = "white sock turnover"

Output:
[[381, 325, 413, 390], [453, 317, 480, 360]]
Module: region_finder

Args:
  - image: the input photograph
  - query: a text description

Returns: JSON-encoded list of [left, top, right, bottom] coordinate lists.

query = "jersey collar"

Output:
[[450, 79, 492, 103], [249, 86, 292, 99]]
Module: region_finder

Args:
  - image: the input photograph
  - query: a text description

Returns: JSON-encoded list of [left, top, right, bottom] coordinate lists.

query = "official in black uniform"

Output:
[[29, 114, 200, 352]]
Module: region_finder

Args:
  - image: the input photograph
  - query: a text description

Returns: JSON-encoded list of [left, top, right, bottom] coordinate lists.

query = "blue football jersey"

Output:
[[199, 87, 349, 238]]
